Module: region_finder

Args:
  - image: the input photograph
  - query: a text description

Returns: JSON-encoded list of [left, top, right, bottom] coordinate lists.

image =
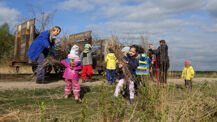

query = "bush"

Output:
[[0, 23, 14, 62]]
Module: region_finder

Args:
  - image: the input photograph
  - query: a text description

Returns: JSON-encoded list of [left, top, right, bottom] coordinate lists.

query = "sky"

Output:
[[0, 0, 217, 71]]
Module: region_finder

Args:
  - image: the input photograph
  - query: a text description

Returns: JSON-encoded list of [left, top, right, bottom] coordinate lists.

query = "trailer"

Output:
[[52, 31, 93, 74], [8, 19, 36, 73], [92, 39, 110, 74], [53, 32, 109, 75], [9, 19, 107, 75]]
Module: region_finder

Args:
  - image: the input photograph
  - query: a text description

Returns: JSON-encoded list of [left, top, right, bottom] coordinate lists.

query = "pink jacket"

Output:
[[61, 59, 82, 80]]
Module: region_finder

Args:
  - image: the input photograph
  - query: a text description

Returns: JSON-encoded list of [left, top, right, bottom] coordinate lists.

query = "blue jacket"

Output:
[[136, 53, 149, 75], [27, 30, 55, 61]]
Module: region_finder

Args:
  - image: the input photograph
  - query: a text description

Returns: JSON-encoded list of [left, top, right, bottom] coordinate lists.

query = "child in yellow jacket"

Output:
[[105, 48, 117, 85], [181, 60, 195, 91]]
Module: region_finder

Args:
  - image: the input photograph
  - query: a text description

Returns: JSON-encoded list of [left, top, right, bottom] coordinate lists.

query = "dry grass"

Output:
[[0, 79, 216, 121], [0, 110, 20, 122]]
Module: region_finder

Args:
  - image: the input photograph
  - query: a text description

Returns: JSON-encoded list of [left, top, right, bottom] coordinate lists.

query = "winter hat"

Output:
[[84, 43, 91, 48], [68, 54, 79, 59], [67, 45, 79, 59], [121, 46, 130, 54], [185, 60, 191, 65], [70, 44, 79, 55]]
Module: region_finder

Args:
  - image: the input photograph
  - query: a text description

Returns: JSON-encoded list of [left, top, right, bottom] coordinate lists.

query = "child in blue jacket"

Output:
[[114, 45, 139, 104], [135, 46, 149, 94]]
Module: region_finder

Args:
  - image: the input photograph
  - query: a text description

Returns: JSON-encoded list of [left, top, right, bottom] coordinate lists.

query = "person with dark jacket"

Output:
[[114, 45, 139, 104], [27, 26, 61, 83], [148, 44, 160, 82], [152, 40, 169, 84], [148, 44, 155, 81]]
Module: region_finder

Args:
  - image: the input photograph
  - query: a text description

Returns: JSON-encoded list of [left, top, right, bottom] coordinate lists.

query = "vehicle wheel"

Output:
[[16, 66, 20, 73], [32, 64, 38, 74], [98, 70, 104, 75], [53, 64, 64, 74], [32, 64, 52, 75], [45, 65, 52, 75]]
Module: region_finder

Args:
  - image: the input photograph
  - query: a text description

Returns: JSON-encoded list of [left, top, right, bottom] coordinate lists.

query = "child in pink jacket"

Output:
[[61, 45, 82, 103]]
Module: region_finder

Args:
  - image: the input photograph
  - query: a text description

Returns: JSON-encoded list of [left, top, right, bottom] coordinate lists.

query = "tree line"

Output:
[[0, 23, 14, 62]]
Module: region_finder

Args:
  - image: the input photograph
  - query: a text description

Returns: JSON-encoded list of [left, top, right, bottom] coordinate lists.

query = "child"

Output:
[[115, 46, 129, 85], [105, 48, 117, 85], [80, 44, 93, 83], [114, 45, 139, 104], [181, 60, 195, 92], [136, 46, 149, 75], [135, 46, 149, 93], [61, 45, 82, 103]]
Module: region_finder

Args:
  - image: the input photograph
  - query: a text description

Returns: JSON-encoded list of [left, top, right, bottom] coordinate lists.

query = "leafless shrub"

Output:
[[140, 35, 149, 53], [19, 3, 57, 33], [110, 35, 132, 82], [41, 34, 77, 69]]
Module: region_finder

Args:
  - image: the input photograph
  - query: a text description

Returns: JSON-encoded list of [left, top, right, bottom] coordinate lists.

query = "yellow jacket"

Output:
[[181, 66, 195, 80], [105, 53, 117, 70]]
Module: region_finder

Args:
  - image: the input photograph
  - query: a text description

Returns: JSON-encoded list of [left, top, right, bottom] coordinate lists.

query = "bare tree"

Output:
[[140, 35, 149, 53], [19, 3, 57, 33]]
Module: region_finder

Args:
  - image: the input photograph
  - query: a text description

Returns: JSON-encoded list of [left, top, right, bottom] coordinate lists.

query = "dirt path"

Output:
[[0, 78, 216, 91], [0, 79, 105, 91]]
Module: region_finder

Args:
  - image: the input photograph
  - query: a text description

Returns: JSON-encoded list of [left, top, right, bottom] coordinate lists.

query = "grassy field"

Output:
[[0, 79, 216, 121], [169, 71, 217, 78]]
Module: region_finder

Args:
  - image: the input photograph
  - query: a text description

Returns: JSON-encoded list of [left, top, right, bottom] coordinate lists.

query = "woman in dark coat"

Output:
[[152, 40, 169, 84], [27, 26, 61, 83]]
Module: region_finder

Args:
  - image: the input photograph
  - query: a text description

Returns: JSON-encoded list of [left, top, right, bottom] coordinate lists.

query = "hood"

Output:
[[68, 53, 79, 59], [107, 53, 116, 59], [70, 44, 79, 55]]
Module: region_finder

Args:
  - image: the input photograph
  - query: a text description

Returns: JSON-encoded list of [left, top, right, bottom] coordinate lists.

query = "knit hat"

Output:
[[68, 54, 79, 59], [70, 45, 79, 55], [121, 46, 130, 54], [68, 45, 79, 59], [84, 43, 91, 48], [185, 60, 191, 65]]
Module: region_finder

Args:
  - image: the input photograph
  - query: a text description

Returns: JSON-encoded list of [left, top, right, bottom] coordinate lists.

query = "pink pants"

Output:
[[114, 79, 135, 99], [64, 79, 80, 97]]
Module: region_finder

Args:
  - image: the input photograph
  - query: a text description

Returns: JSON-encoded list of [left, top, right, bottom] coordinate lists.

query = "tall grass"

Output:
[[0, 80, 216, 121], [75, 76, 217, 122]]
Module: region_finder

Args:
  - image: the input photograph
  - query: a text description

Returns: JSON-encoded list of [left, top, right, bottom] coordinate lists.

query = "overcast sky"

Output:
[[1, 0, 217, 71]]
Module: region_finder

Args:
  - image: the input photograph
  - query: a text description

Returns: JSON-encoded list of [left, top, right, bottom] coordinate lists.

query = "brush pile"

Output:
[[110, 35, 133, 82], [41, 35, 76, 73]]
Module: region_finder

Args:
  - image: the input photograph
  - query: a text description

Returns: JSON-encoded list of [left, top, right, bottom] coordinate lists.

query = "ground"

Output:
[[0, 72, 216, 121], [0, 73, 216, 90], [0, 74, 105, 91]]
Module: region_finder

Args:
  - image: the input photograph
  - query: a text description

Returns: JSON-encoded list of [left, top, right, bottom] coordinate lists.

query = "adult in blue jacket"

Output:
[[27, 26, 61, 83]]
